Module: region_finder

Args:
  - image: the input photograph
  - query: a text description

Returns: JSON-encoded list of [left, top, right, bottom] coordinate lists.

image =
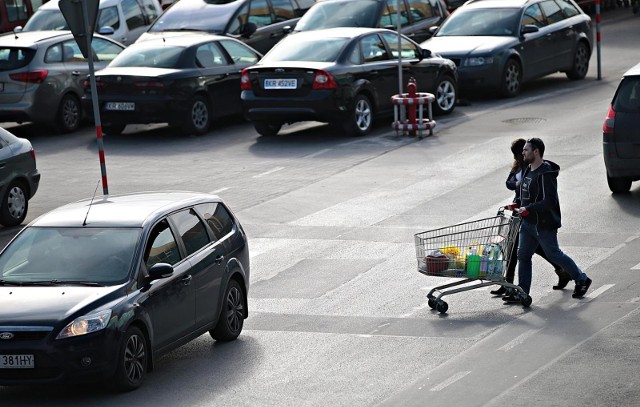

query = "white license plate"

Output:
[[1, 354, 34, 369], [105, 102, 135, 111], [264, 78, 297, 90]]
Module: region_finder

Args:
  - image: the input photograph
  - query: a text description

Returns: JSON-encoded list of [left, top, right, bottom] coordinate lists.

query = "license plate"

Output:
[[264, 78, 297, 90], [1, 354, 34, 369], [105, 102, 135, 111]]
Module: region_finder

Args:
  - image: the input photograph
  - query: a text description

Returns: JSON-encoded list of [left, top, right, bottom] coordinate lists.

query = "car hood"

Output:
[[422, 36, 517, 57], [0, 286, 121, 325]]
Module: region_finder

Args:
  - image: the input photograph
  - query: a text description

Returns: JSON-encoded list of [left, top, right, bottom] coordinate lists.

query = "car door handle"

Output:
[[181, 275, 193, 286], [72, 71, 81, 76], [215, 255, 225, 265]]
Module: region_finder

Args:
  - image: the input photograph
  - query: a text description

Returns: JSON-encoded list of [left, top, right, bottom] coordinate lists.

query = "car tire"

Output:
[[56, 94, 81, 133], [566, 42, 590, 80], [500, 59, 522, 98], [343, 94, 373, 136], [113, 326, 147, 392], [254, 121, 282, 137], [182, 95, 211, 136], [607, 175, 632, 193], [0, 180, 28, 227], [433, 74, 457, 115], [103, 124, 126, 135], [210, 279, 245, 342]]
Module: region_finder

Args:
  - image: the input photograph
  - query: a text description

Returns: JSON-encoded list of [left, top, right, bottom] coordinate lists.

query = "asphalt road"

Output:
[[1, 7, 639, 406]]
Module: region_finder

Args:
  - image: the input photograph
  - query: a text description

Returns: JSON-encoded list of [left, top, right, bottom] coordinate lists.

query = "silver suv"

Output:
[[603, 62, 640, 193]]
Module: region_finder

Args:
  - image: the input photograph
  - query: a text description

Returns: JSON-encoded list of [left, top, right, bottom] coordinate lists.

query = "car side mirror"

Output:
[[242, 22, 257, 38], [428, 26, 438, 35], [521, 25, 539, 36], [148, 263, 174, 281], [98, 26, 115, 35], [422, 48, 432, 59], [283, 25, 293, 33], [13, 25, 23, 33]]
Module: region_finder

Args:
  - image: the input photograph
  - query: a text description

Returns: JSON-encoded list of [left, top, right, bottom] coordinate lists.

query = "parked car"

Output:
[[22, 0, 163, 46], [137, 0, 315, 55], [0, 0, 42, 34], [421, 0, 593, 97], [0, 126, 39, 226], [293, 0, 449, 44], [0, 191, 250, 390], [241, 27, 458, 137], [82, 33, 262, 135], [0, 30, 125, 132], [603, 62, 640, 193]]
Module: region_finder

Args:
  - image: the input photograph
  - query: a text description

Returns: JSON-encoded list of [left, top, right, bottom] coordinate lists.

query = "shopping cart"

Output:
[[414, 207, 530, 313]]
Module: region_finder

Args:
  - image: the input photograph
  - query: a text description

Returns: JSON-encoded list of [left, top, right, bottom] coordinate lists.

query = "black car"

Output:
[[241, 27, 458, 137], [421, 0, 593, 97], [603, 61, 640, 193], [293, 0, 450, 44], [137, 0, 315, 55], [0, 191, 250, 390], [82, 33, 262, 135]]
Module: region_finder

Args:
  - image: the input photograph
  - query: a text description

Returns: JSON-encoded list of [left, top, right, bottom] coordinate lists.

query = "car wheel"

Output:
[[113, 326, 147, 392], [56, 94, 81, 133], [254, 121, 282, 137], [182, 95, 211, 135], [0, 180, 28, 227], [607, 175, 632, 193], [433, 74, 457, 115], [102, 124, 126, 135], [343, 94, 373, 136], [566, 42, 590, 80], [210, 279, 245, 342], [500, 59, 522, 98]]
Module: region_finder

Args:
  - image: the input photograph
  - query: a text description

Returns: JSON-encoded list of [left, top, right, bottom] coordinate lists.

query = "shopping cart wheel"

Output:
[[521, 295, 532, 307], [428, 298, 437, 309], [436, 301, 448, 314]]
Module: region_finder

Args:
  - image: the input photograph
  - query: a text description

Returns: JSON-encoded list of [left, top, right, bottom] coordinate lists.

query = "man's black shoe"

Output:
[[572, 277, 592, 298], [490, 286, 507, 295], [553, 269, 571, 290], [502, 294, 520, 303]]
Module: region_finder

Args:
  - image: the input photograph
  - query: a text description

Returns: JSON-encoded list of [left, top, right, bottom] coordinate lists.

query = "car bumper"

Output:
[[27, 169, 40, 199], [456, 64, 502, 91], [83, 97, 189, 126], [604, 144, 640, 180], [241, 90, 348, 123]]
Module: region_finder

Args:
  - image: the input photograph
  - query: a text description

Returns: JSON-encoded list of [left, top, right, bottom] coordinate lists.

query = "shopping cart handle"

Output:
[[503, 203, 519, 210]]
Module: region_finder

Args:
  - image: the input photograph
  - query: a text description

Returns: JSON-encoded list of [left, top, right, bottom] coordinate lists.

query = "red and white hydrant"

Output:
[[391, 78, 436, 138]]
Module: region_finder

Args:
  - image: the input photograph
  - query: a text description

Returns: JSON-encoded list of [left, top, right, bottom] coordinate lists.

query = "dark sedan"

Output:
[[0, 191, 250, 390], [82, 33, 262, 135], [241, 27, 458, 137], [421, 0, 593, 97]]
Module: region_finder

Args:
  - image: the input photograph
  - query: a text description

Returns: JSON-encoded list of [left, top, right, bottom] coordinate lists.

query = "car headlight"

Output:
[[464, 57, 494, 66], [56, 309, 112, 339]]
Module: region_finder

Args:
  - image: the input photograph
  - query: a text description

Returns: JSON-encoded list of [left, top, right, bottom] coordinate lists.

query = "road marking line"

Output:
[[305, 148, 332, 158], [631, 262, 640, 270], [498, 329, 541, 352], [211, 187, 229, 194], [253, 166, 284, 178], [568, 284, 615, 309], [429, 371, 471, 391]]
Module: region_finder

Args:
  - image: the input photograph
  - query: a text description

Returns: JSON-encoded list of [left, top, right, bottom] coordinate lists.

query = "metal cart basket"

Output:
[[414, 208, 530, 313]]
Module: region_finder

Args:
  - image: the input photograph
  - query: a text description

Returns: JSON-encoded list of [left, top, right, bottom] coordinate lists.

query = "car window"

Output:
[[98, 6, 121, 31], [62, 40, 86, 62], [0, 47, 34, 70], [613, 77, 640, 113], [539, 0, 564, 24], [348, 43, 362, 65], [248, 0, 273, 28], [195, 203, 234, 241], [145, 220, 181, 267], [380, 32, 420, 59], [555, 0, 580, 17], [380, 0, 409, 27], [92, 38, 123, 62], [110, 45, 183, 67], [170, 209, 211, 257], [436, 8, 520, 36], [361, 34, 390, 63], [407, 0, 436, 22], [218, 39, 260, 64], [227, 2, 250, 35], [262, 35, 347, 62], [122, 0, 146, 30], [522, 4, 546, 28], [196, 43, 227, 67], [6, 0, 29, 22], [44, 43, 63, 63], [296, 0, 378, 30], [139, 0, 160, 22], [272, 0, 295, 22]]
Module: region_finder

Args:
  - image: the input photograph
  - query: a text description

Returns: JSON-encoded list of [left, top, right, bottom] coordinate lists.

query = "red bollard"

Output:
[[407, 78, 417, 137]]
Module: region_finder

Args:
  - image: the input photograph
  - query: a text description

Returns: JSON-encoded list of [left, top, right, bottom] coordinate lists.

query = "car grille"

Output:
[[0, 366, 61, 380], [0, 327, 52, 341]]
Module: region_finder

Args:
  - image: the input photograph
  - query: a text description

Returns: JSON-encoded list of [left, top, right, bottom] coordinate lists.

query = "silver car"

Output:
[[0, 127, 39, 227], [0, 31, 125, 132]]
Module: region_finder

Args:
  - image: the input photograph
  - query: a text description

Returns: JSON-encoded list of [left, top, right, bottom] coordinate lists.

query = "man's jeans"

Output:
[[517, 221, 588, 294]]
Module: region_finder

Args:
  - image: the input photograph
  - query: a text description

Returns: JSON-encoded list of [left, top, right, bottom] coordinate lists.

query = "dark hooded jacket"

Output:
[[515, 160, 561, 229]]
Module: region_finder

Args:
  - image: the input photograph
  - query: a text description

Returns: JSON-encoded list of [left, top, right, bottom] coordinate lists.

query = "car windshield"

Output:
[[435, 8, 521, 37], [0, 227, 141, 285], [295, 0, 379, 31], [262, 37, 348, 62], [23, 10, 68, 30], [148, 0, 240, 33], [108, 45, 184, 68]]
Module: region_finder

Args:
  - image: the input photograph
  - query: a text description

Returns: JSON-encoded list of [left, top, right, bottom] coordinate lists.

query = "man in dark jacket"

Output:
[[503, 138, 592, 304]]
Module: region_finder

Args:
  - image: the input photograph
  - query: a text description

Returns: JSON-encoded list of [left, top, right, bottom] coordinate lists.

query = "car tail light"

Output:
[[9, 70, 48, 84], [83, 79, 106, 88], [134, 81, 165, 88], [603, 105, 615, 139], [30, 148, 36, 161], [312, 70, 337, 90], [240, 68, 252, 90]]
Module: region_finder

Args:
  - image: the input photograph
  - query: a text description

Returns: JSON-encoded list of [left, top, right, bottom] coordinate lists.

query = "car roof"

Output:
[[0, 30, 74, 46], [36, 0, 123, 11], [291, 27, 393, 39], [30, 191, 223, 228], [460, 0, 532, 9], [623, 62, 640, 77]]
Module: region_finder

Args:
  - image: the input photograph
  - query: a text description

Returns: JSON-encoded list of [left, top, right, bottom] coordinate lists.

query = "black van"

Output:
[[0, 0, 44, 33]]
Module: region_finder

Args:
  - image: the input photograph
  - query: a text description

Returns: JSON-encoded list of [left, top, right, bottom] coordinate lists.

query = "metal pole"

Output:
[[80, 0, 108, 195], [397, 0, 402, 94], [595, 0, 601, 80]]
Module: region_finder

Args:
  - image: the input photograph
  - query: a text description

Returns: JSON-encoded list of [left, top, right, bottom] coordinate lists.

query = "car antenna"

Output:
[[83, 180, 101, 226]]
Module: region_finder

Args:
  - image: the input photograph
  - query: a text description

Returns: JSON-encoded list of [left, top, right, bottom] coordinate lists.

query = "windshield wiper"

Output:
[[17, 280, 104, 287], [0, 279, 24, 286]]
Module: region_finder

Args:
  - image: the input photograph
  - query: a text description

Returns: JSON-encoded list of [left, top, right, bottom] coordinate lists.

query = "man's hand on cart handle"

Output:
[[504, 203, 519, 210], [516, 207, 530, 217]]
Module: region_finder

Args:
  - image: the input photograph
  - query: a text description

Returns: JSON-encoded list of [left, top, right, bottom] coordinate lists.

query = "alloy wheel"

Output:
[[191, 100, 209, 132], [7, 185, 26, 220], [225, 285, 244, 334], [436, 79, 456, 114], [354, 98, 372, 132], [123, 333, 146, 383]]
